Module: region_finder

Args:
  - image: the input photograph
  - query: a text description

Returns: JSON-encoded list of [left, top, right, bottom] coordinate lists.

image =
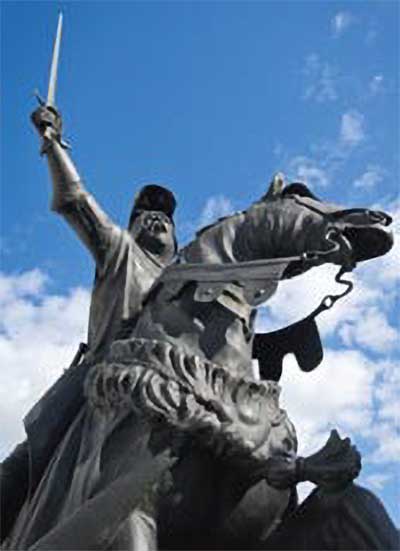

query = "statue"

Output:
[[1, 14, 398, 551], [2, 13, 177, 540], [31, 102, 178, 362]]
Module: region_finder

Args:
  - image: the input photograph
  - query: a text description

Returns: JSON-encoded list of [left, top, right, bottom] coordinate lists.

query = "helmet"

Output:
[[134, 184, 176, 217], [129, 184, 177, 227]]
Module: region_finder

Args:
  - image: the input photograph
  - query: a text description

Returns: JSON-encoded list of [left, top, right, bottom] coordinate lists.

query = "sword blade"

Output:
[[47, 12, 63, 107]]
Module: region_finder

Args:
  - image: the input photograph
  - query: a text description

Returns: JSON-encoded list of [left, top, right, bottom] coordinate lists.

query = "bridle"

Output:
[[287, 194, 392, 226], [283, 194, 391, 317], [162, 194, 358, 305], [310, 265, 354, 319]]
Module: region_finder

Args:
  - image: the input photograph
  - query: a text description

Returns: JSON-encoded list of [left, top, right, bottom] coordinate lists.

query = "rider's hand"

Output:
[[298, 429, 361, 491], [31, 105, 62, 142], [264, 456, 297, 489]]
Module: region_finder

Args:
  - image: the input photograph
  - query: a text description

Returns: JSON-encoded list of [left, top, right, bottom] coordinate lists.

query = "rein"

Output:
[[160, 225, 354, 313], [162, 190, 364, 287], [311, 266, 354, 319], [161, 229, 344, 285]]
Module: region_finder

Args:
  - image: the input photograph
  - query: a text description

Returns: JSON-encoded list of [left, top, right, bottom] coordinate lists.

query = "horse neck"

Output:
[[231, 199, 322, 261], [177, 206, 283, 378], [182, 213, 244, 264], [182, 203, 281, 265]]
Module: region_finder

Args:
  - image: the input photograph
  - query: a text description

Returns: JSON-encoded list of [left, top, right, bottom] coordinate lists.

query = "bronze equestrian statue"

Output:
[[3, 102, 397, 549], [1, 16, 398, 551]]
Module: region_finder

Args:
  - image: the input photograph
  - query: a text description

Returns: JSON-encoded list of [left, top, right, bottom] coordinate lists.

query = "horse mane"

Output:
[[180, 182, 319, 264], [194, 210, 244, 239], [180, 205, 256, 265], [282, 183, 320, 201], [190, 183, 318, 243]]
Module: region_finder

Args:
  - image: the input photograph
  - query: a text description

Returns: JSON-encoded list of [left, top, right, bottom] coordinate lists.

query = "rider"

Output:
[[0, 105, 178, 544], [31, 105, 177, 363]]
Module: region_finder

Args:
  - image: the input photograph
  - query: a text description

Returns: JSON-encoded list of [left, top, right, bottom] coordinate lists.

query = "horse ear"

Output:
[[264, 172, 285, 200]]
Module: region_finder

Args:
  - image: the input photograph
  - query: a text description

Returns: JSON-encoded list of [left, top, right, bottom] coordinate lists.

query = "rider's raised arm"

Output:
[[31, 106, 122, 270]]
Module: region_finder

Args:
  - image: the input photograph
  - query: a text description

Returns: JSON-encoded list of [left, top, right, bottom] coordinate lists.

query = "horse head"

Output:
[[273, 179, 393, 278], [183, 174, 393, 280]]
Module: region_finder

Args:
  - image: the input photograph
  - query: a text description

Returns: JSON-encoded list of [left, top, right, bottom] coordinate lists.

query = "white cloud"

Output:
[[365, 422, 400, 464], [0, 270, 90, 459], [257, 264, 388, 341], [362, 473, 392, 491], [287, 155, 329, 188], [369, 74, 385, 96], [257, 215, 398, 352], [339, 308, 398, 353], [277, 351, 400, 469], [353, 164, 385, 190], [374, 360, 400, 425], [282, 111, 371, 193], [340, 110, 366, 146], [179, 194, 235, 245], [332, 12, 354, 37], [357, 199, 400, 287], [198, 195, 234, 228], [302, 54, 338, 103], [279, 348, 376, 456], [0, 269, 48, 300]]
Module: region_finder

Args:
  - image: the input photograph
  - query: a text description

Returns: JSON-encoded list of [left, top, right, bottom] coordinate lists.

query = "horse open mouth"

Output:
[[340, 210, 393, 262]]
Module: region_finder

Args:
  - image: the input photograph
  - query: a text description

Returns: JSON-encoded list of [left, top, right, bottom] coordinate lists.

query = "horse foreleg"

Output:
[[259, 431, 398, 550], [262, 484, 399, 551]]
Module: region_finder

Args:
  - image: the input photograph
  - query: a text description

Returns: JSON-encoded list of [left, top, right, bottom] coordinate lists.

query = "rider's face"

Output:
[[130, 210, 176, 262]]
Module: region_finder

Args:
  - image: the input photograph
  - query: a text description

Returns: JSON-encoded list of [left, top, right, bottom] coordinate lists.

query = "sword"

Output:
[[35, 13, 69, 151], [47, 12, 63, 107], [35, 12, 63, 108]]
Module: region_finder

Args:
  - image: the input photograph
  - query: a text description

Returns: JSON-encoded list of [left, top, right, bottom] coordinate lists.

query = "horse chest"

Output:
[[134, 285, 254, 378], [157, 447, 291, 550]]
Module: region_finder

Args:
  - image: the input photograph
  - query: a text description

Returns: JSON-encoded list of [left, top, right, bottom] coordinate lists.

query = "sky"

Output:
[[1, 0, 399, 526]]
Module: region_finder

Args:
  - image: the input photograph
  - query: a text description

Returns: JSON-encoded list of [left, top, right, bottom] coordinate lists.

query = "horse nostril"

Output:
[[282, 437, 293, 452], [372, 211, 392, 226]]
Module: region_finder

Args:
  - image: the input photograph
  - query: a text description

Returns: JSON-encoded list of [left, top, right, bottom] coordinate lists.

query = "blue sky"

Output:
[[1, 1, 399, 525]]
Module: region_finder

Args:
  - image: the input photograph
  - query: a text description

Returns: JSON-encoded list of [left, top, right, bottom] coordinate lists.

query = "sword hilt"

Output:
[[33, 104, 71, 155], [34, 89, 45, 106]]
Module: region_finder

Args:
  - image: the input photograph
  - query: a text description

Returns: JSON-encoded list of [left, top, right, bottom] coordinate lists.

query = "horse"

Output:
[[4, 178, 394, 551]]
